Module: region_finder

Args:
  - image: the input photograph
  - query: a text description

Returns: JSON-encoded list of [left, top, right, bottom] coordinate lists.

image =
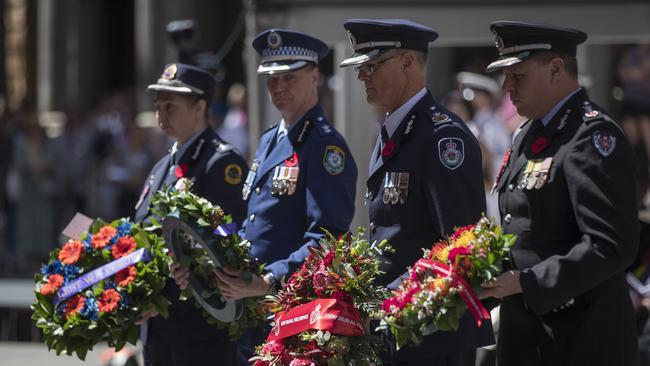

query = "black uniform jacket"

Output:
[[135, 127, 248, 345], [367, 90, 494, 361], [495, 88, 639, 366]]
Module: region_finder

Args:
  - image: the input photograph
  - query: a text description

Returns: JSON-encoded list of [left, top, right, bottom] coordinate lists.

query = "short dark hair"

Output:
[[531, 52, 578, 79]]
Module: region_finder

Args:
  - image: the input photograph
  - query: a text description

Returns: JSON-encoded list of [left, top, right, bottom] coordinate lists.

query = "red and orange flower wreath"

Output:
[[251, 230, 393, 366], [378, 216, 516, 349], [31, 218, 171, 360]]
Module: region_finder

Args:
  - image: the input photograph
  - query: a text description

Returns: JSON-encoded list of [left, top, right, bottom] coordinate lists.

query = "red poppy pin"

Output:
[[382, 140, 396, 158], [531, 136, 548, 154], [175, 163, 188, 178], [285, 152, 299, 167], [493, 148, 511, 188]]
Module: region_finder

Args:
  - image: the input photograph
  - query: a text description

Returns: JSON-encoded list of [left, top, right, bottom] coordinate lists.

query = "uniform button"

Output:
[[249, 214, 256, 222], [508, 184, 514, 191], [504, 214, 512, 224], [255, 187, 261, 195]]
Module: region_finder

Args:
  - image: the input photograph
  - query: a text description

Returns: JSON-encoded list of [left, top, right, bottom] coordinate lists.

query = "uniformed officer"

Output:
[[172, 29, 358, 365], [136, 63, 248, 366], [478, 21, 639, 365], [340, 19, 494, 366]]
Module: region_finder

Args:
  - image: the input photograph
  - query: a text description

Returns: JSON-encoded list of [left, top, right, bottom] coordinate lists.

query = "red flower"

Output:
[[262, 339, 285, 356], [115, 266, 137, 287], [253, 361, 268, 366], [58, 240, 84, 264], [92, 226, 117, 249], [285, 152, 299, 167], [450, 225, 475, 241], [312, 269, 333, 296], [98, 289, 121, 313], [322, 251, 335, 267], [175, 163, 188, 178], [448, 247, 470, 263], [531, 136, 548, 154], [64, 294, 86, 317], [112, 236, 137, 259], [290, 357, 315, 366], [331, 290, 352, 303], [40, 274, 64, 295], [381, 140, 396, 157]]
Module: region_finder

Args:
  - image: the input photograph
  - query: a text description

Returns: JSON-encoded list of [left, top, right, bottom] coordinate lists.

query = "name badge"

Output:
[[242, 160, 260, 200], [382, 172, 410, 205]]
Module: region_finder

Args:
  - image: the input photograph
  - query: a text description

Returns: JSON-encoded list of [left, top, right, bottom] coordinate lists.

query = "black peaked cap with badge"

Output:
[[340, 18, 438, 67], [486, 21, 587, 72], [253, 29, 329, 75], [147, 63, 216, 102], [487, 21, 639, 366]]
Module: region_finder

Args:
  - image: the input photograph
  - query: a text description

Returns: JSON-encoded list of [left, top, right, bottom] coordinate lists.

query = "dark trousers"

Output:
[[144, 337, 234, 366], [395, 349, 476, 366]]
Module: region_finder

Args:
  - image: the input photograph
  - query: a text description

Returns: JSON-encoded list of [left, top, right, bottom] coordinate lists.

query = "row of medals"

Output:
[[518, 157, 553, 190], [382, 172, 410, 205], [241, 160, 300, 199]]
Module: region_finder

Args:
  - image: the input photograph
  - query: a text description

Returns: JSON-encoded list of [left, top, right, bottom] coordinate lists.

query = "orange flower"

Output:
[[58, 240, 84, 264], [111, 236, 137, 259], [115, 266, 137, 287], [430, 241, 452, 262], [98, 289, 121, 313], [92, 226, 117, 249], [40, 274, 64, 295], [64, 294, 86, 317]]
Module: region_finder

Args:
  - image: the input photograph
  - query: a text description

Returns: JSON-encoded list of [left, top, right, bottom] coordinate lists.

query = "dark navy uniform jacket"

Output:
[[134, 127, 248, 346], [495, 89, 638, 366], [242, 104, 357, 282], [366, 91, 494, 361]]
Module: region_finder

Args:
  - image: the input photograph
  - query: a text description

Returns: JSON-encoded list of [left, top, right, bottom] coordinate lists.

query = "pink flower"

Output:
[[290, 357, 315, 366], [448, 247, 470, 263], [262, 340, 284, 356]]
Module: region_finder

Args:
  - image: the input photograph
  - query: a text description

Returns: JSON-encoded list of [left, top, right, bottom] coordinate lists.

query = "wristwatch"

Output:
[[263, 272, 278, 295]]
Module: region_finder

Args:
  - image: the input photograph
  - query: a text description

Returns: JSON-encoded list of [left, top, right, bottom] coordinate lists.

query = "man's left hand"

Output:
[[479, 270, 522, 299], [214, 267, 271, 300]]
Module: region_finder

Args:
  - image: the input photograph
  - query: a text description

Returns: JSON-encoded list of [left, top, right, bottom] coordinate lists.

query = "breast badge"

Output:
[[242, 160, 259, 200]]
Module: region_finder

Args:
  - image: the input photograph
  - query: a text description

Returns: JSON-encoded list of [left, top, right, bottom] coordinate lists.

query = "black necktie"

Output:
[[376, 125, 390, 161]]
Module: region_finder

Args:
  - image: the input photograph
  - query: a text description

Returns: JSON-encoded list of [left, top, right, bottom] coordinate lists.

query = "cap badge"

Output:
[[493, 32, 504, 52], [347, 30, 357, 47], [162, 64, 177, 80], [267, 31, 282, 49]]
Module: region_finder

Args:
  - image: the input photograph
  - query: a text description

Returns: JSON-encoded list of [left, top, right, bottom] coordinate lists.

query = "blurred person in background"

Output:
[[217, 82, 250, 158]]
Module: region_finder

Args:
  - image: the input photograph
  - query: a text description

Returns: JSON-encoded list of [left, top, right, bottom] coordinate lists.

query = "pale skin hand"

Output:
[[214, 267, 271, 300], [479, 270, 523, 300]]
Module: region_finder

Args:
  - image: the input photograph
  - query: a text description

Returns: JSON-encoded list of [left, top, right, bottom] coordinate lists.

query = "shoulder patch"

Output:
[[592, 130, 616, 157], [432, 112, 452, 124], [323, 145, 345, 175], [438, 137, 464, 170], [224, 163, 243, 185]]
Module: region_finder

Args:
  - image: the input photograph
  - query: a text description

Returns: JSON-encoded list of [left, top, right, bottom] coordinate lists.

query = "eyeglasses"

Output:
[[354, 53, 402, 76]]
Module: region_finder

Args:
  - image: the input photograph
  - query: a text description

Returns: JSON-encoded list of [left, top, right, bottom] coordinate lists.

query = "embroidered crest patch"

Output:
[[323, 145, 345, 175], [224, 163, 243, 185], [438, 137, 464, 170], [592, 131, 616, 157]]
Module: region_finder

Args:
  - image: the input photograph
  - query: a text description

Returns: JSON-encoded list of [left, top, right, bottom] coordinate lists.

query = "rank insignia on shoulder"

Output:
[[224, 163, 243, 185], [432, 112, 451, 123], [323, 145, 345, 175], [438, 137, 464, 170], [592, 130, 616, 157]]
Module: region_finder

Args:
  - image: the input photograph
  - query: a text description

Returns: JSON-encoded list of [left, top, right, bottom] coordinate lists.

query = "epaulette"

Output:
[[313, 116, 334, 137], [426, 105, 454, 125], [581, 101, 605, 124], [211, 139, 234, 154]]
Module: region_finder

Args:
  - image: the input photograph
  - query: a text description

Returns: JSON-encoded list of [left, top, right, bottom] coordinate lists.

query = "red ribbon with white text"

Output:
[[266, 298, 364, 341]]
